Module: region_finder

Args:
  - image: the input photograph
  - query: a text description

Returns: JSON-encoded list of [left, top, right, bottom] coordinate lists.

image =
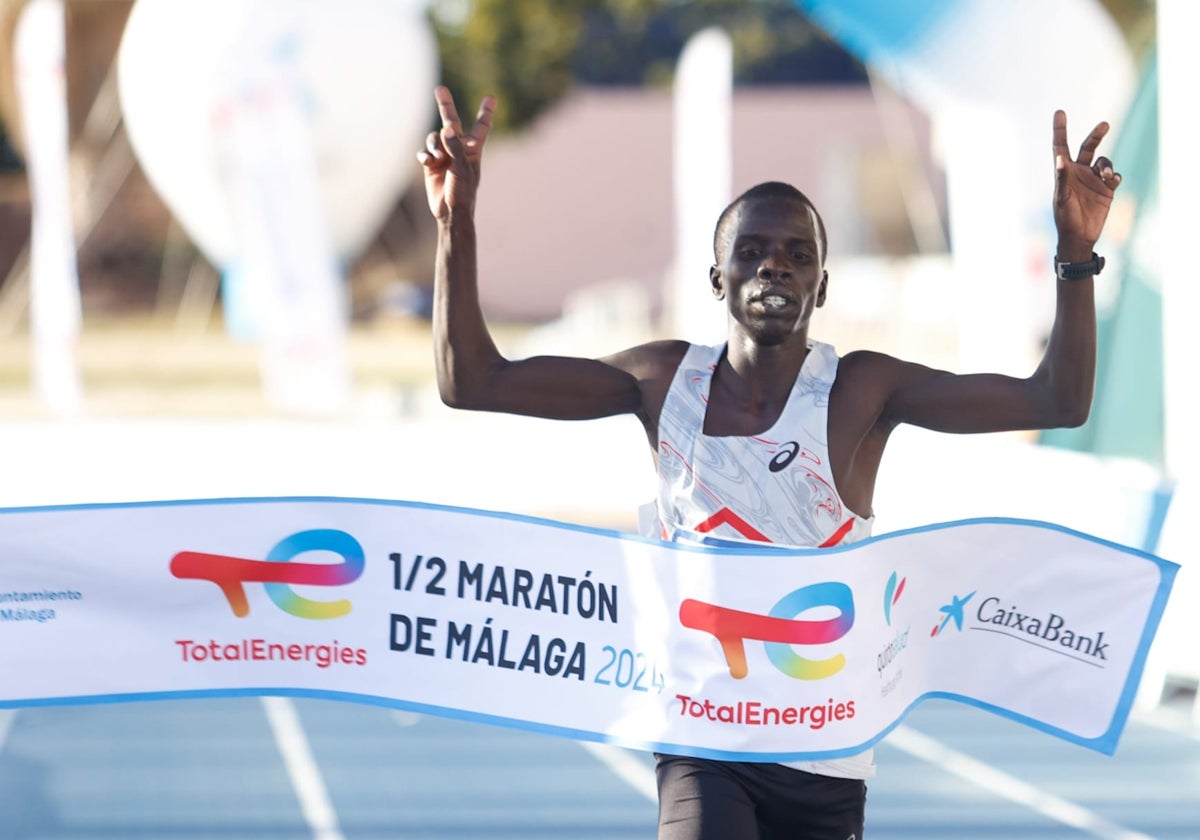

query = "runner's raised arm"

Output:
[[418, 86, 680, 426], [833, 111, 1122, 440]]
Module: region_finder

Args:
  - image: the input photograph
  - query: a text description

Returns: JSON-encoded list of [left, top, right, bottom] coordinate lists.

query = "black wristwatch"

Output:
[[1054, 252, 1105, 281]]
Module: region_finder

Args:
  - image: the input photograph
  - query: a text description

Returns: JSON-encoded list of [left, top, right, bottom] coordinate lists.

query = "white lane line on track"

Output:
[[0, 710, 17, 752], [261, 697, 346, 840], [381, 714, 1170, 839], [582, 742, 659, 802], [887, 725, 1156, 840]]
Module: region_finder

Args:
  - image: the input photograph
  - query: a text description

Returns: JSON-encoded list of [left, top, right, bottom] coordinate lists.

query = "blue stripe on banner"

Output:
[[792, 0, 960, 62], [0, 496, 1178, 761], [0, 493, 1177, 564]]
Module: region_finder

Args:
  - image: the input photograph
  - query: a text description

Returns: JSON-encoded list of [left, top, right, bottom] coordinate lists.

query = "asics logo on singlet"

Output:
[[768, 441, 800, 472], [679, 582, 855, 680]]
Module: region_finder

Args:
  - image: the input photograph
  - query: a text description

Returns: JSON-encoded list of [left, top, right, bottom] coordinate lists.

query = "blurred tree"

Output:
[[0, 0, 24, 168], [1097, 0, 1155, 59], [430, 0, 1157, 135], [0, 120, 20, 171], [431, 0, 865, 132], [432, 0, 591, 133], [575, 0, 866, 86]]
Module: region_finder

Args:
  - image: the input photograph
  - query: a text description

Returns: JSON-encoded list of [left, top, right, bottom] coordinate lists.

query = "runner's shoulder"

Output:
[[837, 348, 908, 381], [601, 339, 691, 380]]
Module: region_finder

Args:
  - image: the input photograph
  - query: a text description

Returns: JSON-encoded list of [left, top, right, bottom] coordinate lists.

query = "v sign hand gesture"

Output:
[[418, 86, 496, 220], [1052, 110, 1122, 262]]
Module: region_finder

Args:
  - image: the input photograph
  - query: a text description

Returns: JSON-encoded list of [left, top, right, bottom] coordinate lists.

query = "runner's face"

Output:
[[712, 197, 827, 345]]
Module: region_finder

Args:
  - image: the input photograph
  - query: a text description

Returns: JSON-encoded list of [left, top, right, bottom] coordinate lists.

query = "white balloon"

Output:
[[117, 0, 438, 267]]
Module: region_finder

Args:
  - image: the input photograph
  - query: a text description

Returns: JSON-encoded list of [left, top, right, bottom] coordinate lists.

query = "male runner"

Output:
[[418, 85, 1120, 839]]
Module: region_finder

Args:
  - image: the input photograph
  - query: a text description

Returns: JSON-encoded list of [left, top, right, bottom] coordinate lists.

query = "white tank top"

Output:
[[652, 340, 876, 779]]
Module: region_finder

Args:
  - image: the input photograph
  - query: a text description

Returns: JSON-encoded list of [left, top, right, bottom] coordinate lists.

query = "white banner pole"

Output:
[[13, 0, 84, 414]]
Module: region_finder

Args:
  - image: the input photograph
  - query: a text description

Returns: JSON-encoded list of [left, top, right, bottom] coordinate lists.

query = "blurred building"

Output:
[[472, 84, 944, 323]]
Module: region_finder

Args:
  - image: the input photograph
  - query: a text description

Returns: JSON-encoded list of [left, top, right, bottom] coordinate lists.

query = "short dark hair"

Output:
[[712, 182, 827, 264]]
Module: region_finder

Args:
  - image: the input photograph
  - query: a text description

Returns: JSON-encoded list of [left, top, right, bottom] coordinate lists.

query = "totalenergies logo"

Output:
[[679, 582, 855, 680], [170, 529, 365, 619]]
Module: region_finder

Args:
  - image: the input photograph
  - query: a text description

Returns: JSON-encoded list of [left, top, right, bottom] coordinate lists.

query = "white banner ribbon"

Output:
[[0, 497, 1176, 760]]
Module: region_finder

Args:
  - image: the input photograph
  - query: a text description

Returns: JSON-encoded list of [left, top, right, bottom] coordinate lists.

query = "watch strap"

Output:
[[1055, 252, 1105, 281]]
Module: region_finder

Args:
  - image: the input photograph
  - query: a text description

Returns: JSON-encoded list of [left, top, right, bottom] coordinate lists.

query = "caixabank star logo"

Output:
[[930, 590, 976, 637], [170, 528, 365, 619], [930, 587, 1112, 664]]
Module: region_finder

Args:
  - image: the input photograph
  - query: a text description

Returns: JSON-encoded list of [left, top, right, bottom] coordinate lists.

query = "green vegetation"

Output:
[[431, 0, 865, 132], [430, 0, 1157, 134]]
